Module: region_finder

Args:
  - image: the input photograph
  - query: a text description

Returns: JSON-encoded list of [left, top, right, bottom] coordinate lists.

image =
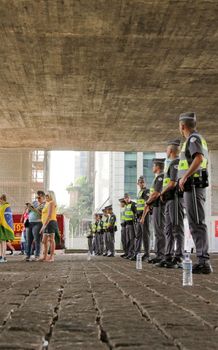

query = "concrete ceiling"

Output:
[[0, 0, 218, 151]]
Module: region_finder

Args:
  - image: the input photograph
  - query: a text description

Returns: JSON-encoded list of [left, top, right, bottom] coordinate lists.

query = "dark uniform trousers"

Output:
[[93, 233, 100, 254], [135, 215, 150, 256], [153, 204, 166, 258], [121, 224, 128, 255], [184, 187, 209, 262], [87, 236, 93, 254], [126, 223, 135, 256], [96, 232, 104, 254], [105, 230, 115, 255], [103, 231, 109, 254], [164, 198, 184, 259]]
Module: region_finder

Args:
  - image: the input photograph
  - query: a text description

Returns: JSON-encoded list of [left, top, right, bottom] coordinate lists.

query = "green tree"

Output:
[[64, 176, 94, 236]]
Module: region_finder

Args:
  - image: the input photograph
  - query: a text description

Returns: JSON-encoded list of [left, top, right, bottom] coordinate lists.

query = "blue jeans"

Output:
[[26, 222, 42, 257]]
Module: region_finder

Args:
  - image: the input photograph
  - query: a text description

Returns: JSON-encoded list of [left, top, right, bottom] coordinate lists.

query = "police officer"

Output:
[[91, 213, 98, 255], [130, 176, 150, 261], [124, 193, 137, 259], [102, 208, 109, 256], [141, 159, 165, 264], [178, 112, 212, 274], [96, 213, 104, 255], [119, 198, 128, 258], [157, 139, 184, 268], [105, 205, 116, 257], [87, 222, 93, 255]]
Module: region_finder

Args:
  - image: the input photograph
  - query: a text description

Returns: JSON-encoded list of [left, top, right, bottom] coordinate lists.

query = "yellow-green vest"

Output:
[[178, 133, 208, 178], [120, 208, 126, 223], [124, 203, 134, 221], [137, 189, 146, 212]]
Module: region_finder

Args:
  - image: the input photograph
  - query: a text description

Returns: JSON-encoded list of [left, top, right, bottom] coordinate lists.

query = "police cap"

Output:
[[152, 158, 165, 166], [138, 175, 145, 182], [118, 197, 125, 202], [167, 139, 181, 147], [179, 112, 196, 122], [124, 193, 130, 198], [105, 205, 112, 210]]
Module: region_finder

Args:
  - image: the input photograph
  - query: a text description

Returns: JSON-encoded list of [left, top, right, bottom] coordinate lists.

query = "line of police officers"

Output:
[[87, 112, 212, 274]]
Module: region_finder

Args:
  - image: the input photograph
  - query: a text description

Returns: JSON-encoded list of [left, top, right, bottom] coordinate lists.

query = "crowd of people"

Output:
[[88, 112, 212, 275], [0, 190, 59, 263]]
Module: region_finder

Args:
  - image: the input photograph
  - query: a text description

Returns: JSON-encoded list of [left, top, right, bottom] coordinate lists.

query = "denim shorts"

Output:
[[44, 220, 58, 235]]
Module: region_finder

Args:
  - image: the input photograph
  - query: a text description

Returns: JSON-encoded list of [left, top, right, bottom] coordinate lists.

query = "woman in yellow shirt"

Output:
[[40, 190, 58, 262]]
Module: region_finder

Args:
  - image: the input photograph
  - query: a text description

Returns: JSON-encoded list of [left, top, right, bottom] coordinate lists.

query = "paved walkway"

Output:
[[0, 254, 218, 350]]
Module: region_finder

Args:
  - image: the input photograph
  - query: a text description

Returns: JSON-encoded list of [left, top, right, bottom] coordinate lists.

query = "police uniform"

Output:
[[178, 112, 211, 273], [161, 140, 184, 267], [105, 205, 116, 257], [96, 215, 104, 255], [102, 209, 109, 256], [91, 219, 97, 254], [149, 159, 165, 262], [133, 177, 150, 260], [124, 197, 137, 258], [119, 198, 128, 257], [87, 222, 93, 254]]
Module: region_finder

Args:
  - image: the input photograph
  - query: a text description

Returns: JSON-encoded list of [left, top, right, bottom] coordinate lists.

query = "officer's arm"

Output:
[[161, 181, 177, 196], [146, 191, 160, 205], [182, 153, 203, 180], [179, 153, 203, 190]]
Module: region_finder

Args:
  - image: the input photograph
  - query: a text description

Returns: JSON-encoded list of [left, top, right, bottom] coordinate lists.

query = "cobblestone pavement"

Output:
[[0, 254, 218, 350]]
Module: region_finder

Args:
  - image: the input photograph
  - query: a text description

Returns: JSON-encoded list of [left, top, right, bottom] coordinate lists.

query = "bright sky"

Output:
[[49, 151, 75, 206]]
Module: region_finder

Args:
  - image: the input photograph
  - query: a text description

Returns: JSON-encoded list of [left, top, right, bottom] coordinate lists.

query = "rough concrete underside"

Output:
[[0, 254, 218, 349], [0, 1, 218, 151]]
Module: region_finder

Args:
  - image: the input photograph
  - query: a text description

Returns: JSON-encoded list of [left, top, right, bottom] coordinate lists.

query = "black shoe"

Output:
[[107, 254, 114, 257], [148, 257, 162, 264], [155, 259, 168, 268], [103, 253, 107, 256], [192, 262, 213, 274], [165, 257, 182, 269], [129, 255, 137, 261], [141, 254, 149, 261], [125, 255, 133, 259], [120, 254, 127, 258]]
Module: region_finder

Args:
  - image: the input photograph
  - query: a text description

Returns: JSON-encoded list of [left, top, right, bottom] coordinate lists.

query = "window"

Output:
[[143, 152, 155, 188], [32, 150, 44, 162], [124, 152, 137, 198]]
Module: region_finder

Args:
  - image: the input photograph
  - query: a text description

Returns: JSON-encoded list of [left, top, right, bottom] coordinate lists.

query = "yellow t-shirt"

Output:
[[41, 201, 57, 225]]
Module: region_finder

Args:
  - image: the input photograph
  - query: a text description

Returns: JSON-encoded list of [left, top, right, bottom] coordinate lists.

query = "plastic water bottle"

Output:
[[87, 251, 91, 261], [182, 253, 193, 286], [136, 253, 142, 270]]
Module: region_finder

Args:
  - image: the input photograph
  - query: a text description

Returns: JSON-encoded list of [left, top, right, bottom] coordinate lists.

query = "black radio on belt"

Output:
[[184, 170, 209, 191]]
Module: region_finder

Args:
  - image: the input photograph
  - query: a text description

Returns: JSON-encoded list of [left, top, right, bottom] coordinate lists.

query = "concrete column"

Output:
[[137, 152, 143, 180], [110, 152, 125, 250]]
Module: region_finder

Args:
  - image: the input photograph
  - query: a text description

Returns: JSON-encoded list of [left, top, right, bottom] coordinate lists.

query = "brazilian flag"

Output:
[[0, 203, 14, 241]]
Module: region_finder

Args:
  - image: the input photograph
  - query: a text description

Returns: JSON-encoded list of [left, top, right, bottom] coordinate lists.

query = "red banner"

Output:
[[12, 214, 64, 249], [215, 221, 218, 238]]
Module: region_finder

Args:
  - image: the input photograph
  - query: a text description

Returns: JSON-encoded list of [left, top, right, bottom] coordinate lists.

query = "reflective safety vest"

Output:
[[178, 133, 208, 178], [91, 222, 97, 235], [137, 189, 146, 212], [124, 203, 134, 221], [163, 159, 179, 190], [97, 220, 103, 233], [120, 208, 126, 223], [103, 218, 109, 230]]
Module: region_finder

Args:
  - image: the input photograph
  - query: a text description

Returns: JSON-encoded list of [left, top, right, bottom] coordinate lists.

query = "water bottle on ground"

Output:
[[136, 253, 142, 270], [87, 251, 91, 261], [182, 253, 193, 286]]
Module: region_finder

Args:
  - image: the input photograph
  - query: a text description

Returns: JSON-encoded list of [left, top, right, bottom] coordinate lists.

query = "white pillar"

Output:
[[137, 152, 143, 180], [110, 152, 125, 250]]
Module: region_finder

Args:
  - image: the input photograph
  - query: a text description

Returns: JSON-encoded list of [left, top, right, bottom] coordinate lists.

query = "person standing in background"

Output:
[[40, 191, 58, 262], [0, 194, 14, 263]]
